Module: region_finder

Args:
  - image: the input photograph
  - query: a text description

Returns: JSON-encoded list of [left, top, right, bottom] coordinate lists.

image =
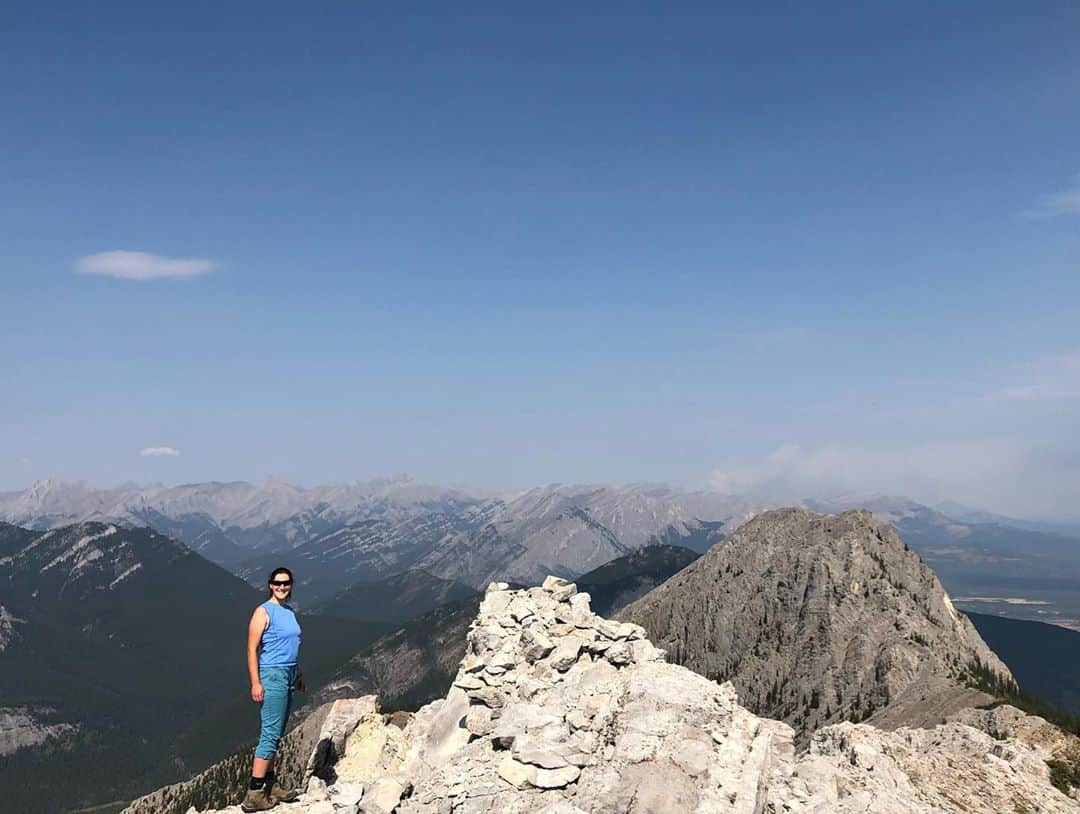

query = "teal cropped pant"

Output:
[[255, 665, 295, 759]]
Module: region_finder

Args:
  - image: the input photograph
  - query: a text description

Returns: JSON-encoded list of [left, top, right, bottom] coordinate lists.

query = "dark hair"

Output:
[[266, 566, 294, 600]]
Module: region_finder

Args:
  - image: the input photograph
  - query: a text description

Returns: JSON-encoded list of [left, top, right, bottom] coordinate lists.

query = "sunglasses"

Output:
[[269, 580, 293, 588]]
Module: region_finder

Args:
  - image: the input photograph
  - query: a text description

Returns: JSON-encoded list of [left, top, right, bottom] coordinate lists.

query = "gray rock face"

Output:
[[788, 719, 1077, 812], [0, 706, 77, 756], [0, 605, 25, 653], [414, 484, 760, 589], [951, 704, 1080, 800], [0, 477, 488, 566], [617, 507, 1014, 739], [181, 578, 1076, 814]]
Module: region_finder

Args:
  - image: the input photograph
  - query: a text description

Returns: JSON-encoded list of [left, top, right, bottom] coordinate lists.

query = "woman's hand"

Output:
[[296, 673, 307, 693], [251, 682, 264, 702]]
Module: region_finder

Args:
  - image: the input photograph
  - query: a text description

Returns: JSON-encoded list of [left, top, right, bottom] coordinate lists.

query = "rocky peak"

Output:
[[617, 507, 1013, 738], [172, 577, 1076, 814]]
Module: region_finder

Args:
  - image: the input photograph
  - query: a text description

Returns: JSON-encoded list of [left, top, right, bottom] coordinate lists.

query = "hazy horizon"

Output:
[[4, 473, 1079, 527]]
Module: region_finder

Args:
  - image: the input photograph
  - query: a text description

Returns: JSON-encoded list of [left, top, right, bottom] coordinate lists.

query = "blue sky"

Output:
[[2, 2, 1079, 518]]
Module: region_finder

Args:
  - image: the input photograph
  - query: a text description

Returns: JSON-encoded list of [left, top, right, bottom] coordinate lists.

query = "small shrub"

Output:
[[1046, 759, 1080, 795]]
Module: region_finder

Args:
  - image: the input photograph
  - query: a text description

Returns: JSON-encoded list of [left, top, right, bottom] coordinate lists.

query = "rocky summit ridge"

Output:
[[618, 507, 1014, 738], [172, 576, 1077, 814]]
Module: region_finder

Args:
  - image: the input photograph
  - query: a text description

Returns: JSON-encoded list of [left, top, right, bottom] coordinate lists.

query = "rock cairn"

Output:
[[186, 578, 1079, 814]]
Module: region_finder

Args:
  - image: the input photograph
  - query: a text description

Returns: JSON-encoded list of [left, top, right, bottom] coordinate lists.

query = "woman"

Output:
[[242, 567, 306, 812]]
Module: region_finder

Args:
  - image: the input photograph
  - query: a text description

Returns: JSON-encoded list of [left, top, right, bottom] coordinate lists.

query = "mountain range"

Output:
[[0, 479, 760, 599], [9, 477, 1079, 632], [0, 477, 484, 566]]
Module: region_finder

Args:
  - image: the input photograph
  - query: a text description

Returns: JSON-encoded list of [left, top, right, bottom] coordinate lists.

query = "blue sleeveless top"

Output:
[[259, 600, 301, 668]]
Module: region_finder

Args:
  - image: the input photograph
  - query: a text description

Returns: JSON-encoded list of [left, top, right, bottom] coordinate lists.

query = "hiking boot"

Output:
[[241, 786, 278, 812], [265, 770, 298, 803], [270, 779, 298, 803]]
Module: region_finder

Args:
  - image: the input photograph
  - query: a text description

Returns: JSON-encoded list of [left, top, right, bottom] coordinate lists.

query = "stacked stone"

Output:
[[445, 576, 663, 794], [395, 578, 799, 813]]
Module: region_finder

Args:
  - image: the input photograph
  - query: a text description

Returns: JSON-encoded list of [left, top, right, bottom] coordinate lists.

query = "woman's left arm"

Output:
[[295, 611, 306, 692]]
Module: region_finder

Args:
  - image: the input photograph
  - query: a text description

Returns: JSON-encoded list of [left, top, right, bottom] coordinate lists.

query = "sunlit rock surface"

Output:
[[618, 507, 1013, 739], [185, 577, 1076, 813]]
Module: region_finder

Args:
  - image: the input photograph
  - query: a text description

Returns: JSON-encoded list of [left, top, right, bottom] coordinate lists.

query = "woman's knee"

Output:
[[253, 741, 278, 760], [255, 717, 285, 757]]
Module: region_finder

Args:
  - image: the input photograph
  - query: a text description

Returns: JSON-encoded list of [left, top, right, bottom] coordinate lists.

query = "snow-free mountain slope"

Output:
[[0, 521, 385, 814], [807, 495, 1080, 629], [316, 568, 478, 623], [0, 477, 488, 565], [618, 507, 1014, 739], [413, 483, 759, 588], [235, 502, 501, 604], [235, 483, 757, 596], [0, 481, 752, 593], [307, 594, 483, 716], [575, 542, 701, 617]]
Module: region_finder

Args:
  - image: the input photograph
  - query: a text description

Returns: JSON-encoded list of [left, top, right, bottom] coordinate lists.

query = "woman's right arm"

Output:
[[247, 607, 268, 702]]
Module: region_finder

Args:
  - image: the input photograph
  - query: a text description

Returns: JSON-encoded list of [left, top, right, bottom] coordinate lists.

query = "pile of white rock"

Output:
[[195, 577, 1079, 813]]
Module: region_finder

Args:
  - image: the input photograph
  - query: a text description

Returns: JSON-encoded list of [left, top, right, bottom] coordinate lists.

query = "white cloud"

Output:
[[1023, 175, 1080, 218], [1001, 350, 1080, 402], [140, 447, 181, 457], [76, 251, 217, 280]]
